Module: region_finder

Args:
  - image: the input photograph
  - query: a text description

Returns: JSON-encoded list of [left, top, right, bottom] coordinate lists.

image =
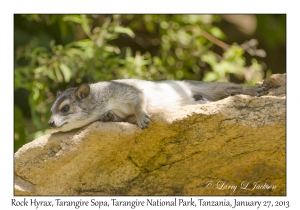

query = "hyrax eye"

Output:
[[61, 105, 70, 112]]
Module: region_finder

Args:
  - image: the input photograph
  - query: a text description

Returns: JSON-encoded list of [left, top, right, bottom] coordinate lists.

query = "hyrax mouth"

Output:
[[48, 120, 68, 128]]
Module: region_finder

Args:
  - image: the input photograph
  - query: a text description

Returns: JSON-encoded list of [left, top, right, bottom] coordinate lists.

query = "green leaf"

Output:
[[59, 63, 72, 83], [201, 52, 217, 67], [46, 68, 56, 81], [223, 45, 244, 60], [114, 26, 135, 38], [203, 72, 219, 82], [103, 45, 115, 52], [55, 67, 63, 82], [62, 15, 82, 24], [72, 39, 92, 48], [32, 88, 40, 101], [80, 15, 91, 36], [33, 66, 46, 74], [209, 26, 226, 39]]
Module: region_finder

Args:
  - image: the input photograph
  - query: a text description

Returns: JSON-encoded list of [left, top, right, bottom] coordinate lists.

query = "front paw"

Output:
[[136, 112, 151, 129], [100, 111, 115, 122]]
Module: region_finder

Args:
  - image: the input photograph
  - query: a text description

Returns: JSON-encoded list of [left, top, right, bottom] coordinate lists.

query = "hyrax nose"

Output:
[[48, 120, 56, 127]]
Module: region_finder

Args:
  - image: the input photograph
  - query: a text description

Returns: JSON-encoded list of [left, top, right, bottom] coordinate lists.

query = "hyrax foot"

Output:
[[246, 84, 268, 97], [228, 84, 268, 97], [100, 111, 115, 122], [136, 111, 151, 129]]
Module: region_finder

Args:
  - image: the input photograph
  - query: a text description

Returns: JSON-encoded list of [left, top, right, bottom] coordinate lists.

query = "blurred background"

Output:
[[14, 14, 286, 152]]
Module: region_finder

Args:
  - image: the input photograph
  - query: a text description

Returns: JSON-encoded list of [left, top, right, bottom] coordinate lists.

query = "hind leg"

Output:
[[226, 84, 268, 97], [186, 80, 268, 101]]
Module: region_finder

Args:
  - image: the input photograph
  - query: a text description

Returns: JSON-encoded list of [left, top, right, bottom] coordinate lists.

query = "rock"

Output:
[[14, 74, 286, 196]]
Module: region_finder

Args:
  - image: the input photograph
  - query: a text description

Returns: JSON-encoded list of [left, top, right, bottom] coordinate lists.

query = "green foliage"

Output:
[[202, 45, 263, 84], [14, 14, 268, 151]]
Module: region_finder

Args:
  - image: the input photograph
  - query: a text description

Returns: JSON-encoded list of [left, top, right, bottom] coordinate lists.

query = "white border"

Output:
[[3, 0, 299, 209]]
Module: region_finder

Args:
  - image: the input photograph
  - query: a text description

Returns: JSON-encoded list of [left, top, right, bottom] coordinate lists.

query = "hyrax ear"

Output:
[[56, 91, 62, 97], [74, 84, 90, 100]]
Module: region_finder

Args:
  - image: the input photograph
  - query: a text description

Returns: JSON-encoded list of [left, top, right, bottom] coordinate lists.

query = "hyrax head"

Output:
[[48, 84, 92, 132]]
